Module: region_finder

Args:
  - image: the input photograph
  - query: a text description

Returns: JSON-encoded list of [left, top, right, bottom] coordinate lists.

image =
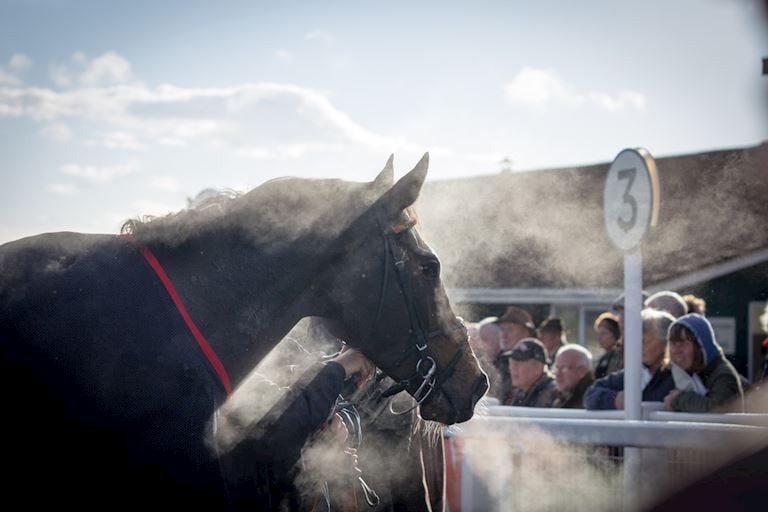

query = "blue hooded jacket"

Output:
[[667, 313, 744, 412], [670, 313, 723, 366]]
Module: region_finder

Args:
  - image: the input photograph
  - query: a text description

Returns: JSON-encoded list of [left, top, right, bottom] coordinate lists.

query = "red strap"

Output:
[[127, 238, 232, 397]]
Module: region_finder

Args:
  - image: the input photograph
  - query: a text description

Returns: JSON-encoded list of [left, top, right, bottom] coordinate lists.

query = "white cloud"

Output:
[[274, 49, 294, 63], [149, 176, 179, 191], [235, 142, 345, 160], [505, 67, 581, 108], [158, 137, 188, 147], [9, 54, 32, 73], [588, 90, 646, 112], [60, 162, 138, 182], [86, 131, 145, 150], [504, 66, 646, 113], [0, 52, 423, 162], [48, 183, 77, 195], [0, 53, 32, 86], [80, 52, 134, 86], [0, 78, 419, 155], [40, 122, 72, 142], [0, 70, 20, 86], [51, 51, 136, 88]]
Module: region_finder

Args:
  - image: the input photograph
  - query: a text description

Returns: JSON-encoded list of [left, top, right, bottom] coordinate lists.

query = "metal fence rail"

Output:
[[444, 406, 768, 512], [481, 403, 768, 426], [453, 415, 768, 450]]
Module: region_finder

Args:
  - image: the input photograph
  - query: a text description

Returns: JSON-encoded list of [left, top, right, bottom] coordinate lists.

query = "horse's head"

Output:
[[319, 154, 488, 424]]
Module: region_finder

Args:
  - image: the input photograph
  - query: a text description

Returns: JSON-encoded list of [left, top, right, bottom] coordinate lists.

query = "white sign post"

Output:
[[603, 148, 659, 511]]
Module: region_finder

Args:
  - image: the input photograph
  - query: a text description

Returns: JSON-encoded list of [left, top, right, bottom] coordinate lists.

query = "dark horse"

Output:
[[0, 154, 487, 507]]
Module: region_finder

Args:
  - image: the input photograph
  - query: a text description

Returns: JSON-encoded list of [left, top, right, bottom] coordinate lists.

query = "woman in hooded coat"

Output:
[[664, 313, 744, 413]]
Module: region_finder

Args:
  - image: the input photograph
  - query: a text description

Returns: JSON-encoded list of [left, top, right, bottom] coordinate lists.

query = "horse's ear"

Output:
[[377, 153, 428, 218], [371, 154, 394, 192]]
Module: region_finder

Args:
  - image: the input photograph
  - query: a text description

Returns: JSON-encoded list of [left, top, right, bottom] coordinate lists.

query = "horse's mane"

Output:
[[121, 188, 241, 238], [121, 177, 372, 248]]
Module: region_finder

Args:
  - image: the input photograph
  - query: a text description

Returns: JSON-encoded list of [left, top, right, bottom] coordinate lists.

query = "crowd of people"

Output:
[[466, 290, 762, 413]]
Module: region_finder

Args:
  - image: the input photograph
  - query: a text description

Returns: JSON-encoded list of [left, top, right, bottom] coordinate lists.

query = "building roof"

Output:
[[416, 143, 768, 292]]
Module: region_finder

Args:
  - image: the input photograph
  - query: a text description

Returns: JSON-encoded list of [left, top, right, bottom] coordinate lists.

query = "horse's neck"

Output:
[[149, 229, 328, 386]]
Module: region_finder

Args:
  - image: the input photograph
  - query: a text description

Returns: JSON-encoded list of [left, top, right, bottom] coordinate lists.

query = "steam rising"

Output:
[[214, 318, 338, 452], [453, 402, 768, 512], [122, 176, 373, 250], [216, 318, 444, 509], [416, 144, 768, 290], [457, 426, 623, 511]]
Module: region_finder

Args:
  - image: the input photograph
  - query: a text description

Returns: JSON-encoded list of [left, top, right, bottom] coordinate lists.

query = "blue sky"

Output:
[[1, 0, 766, 243]]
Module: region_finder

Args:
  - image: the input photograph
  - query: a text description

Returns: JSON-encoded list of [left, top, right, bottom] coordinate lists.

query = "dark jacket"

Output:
[[670, 357, 745, 413], [221, 361, 347, 510], [669, 313, 745, 413], [553, 373, 594, 409], [506, 372, 557, 407], [584, 366, 675, 410], [594, 348, 622, 380], [493, 352, 513, 402]]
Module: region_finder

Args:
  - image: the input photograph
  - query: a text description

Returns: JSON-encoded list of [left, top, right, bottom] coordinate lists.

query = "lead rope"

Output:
[[315, 395, 381, 511]]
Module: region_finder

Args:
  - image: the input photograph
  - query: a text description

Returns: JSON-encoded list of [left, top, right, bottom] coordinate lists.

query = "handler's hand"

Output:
[[613, 391, 625, 410], [331, 347, 374, 381]]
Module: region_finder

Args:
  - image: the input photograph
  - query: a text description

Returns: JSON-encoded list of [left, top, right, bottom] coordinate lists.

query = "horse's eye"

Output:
[[420, 260, 440, 279]]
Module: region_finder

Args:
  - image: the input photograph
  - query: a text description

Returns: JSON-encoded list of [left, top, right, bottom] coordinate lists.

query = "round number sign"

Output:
[[603, 148, 659, 251]]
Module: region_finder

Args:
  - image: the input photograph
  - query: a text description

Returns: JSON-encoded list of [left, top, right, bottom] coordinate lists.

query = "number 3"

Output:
[[617, 168, 637, 233]]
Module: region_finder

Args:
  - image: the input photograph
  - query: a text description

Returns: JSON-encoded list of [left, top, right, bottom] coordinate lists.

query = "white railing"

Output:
[[478, 402, 768, 427], [443, 404, 768, 512]]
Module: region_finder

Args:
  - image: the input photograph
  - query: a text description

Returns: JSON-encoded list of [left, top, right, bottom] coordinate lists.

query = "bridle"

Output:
[[370, 217, 465, 415]]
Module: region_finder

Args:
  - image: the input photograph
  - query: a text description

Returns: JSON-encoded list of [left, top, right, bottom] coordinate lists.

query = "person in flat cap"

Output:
[[494, 306, 537, 401], [501, 338, 557, 408], [496, 306, 537, 352], [538, 317, 566, 366]]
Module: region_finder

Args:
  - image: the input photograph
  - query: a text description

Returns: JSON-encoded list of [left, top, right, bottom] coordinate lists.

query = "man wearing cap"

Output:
[[502, 338, 557, 408], [496, 306, 537, 352], [494, 307, 537, 401], [538, 317, 566, 366]]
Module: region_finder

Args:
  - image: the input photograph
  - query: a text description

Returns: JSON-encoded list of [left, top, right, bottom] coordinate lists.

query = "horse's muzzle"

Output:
[[420, 373, 489, 424]]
